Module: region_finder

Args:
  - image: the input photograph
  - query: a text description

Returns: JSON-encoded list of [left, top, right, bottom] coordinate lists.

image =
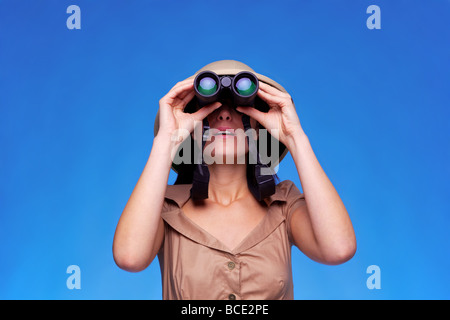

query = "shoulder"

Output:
[[274, 180, 304, 202], [274, 180, 306, 215], [276, 179, 299, 193], [264, 180, 305, 210], [163, 184, 192, 210], [165, 184, 192, 196]]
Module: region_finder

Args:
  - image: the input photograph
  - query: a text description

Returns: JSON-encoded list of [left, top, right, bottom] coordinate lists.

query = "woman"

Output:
[[113, 60, 356, 300]]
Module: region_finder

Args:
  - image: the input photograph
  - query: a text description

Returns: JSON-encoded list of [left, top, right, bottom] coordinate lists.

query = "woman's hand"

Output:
[[236, 82, 304, 147], [157, 78, 222, 143]]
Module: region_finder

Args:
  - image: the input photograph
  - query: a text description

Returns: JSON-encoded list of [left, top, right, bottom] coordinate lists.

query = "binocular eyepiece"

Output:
[[194, 71, 259, 107]]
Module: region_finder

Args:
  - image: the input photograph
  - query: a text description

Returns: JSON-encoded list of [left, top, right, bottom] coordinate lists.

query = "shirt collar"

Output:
[[162, 182, 290, 255], [164, 184, 192, 207], [164, 183, 288, 207]]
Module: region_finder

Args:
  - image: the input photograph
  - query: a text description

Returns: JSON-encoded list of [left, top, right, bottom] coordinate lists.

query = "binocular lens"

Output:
[[235, 77, 257, 96], [197, 77, 218, 96]]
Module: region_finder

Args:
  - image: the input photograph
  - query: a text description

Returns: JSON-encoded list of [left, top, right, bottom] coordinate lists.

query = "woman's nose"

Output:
[[217, 106, 232, 121]]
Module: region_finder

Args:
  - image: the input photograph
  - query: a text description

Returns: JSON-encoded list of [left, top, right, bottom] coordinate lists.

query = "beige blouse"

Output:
[[157, 180, 306, 300]]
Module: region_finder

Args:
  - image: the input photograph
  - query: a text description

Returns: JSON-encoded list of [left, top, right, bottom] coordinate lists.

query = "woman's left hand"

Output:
[[236, 82, 304, 147]]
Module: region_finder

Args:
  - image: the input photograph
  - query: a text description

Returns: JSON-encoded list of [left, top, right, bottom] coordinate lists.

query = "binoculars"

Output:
[[194, 71, 259, 107]]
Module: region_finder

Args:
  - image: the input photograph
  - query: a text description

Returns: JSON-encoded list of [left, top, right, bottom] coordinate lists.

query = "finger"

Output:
[[235, 106, 266, 125], [192, 101, 222, 121], [178, 84, 195, 100], [259, 81, 288, 97], [171, 81, 194, 96], [179, 91, 196, 110], [172, 91, 195, 114], [168, 78, 194, 94], [172, 78, 195, 90], [164, 82, 194, 103], [165, 83, 192, 101], [257, 88, 285, 106], [259, 82, 292, 103]]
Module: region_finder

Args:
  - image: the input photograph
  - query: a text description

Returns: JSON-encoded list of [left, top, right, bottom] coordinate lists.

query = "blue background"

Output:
[[1, 0, 449, 299]]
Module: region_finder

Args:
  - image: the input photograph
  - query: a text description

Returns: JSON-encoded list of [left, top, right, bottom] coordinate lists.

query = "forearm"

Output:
[[286, 129, 356, 262], [113, 133, 176, 271]]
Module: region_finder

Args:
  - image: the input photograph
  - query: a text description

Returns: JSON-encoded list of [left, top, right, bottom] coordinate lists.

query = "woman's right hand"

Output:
[[157, 78, 222, 144]]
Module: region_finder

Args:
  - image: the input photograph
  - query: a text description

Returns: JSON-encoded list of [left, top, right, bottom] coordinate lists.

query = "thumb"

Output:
[[236, 106, 266, 126], [192, 101, 222, 121]]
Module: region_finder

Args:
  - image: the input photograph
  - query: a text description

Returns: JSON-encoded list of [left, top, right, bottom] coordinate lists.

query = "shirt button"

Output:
[[227, 261, 235, 270], [228, 293, 236, 300]]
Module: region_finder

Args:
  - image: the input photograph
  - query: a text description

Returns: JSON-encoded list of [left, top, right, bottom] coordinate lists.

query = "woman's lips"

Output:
[[212, 126, 236, 137]]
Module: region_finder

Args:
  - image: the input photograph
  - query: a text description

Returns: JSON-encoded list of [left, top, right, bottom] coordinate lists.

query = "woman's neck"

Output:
[[207, 164, 250, 206]]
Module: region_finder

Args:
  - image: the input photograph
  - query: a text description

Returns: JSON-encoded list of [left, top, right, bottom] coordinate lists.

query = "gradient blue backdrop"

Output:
[[1, 0, 449, 299]]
